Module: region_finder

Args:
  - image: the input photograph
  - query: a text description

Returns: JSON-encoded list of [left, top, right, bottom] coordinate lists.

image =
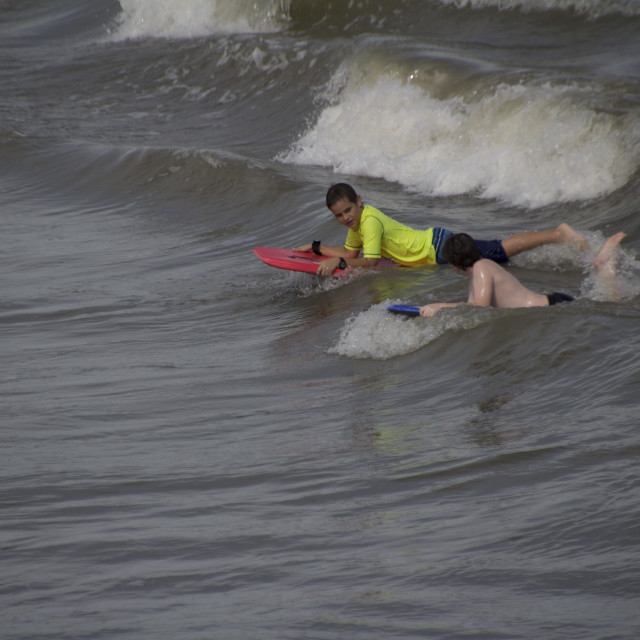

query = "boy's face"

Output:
[[329, 196, 364, 230]]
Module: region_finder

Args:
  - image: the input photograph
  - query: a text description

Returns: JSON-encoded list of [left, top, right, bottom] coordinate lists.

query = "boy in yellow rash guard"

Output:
[[294, 183, 590, 277], [344, 204, 436, 267]]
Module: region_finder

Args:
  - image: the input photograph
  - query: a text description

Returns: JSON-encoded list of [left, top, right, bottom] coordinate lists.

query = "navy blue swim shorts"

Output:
[[432, 229, 508, 264], [473, 238, 509, 263]]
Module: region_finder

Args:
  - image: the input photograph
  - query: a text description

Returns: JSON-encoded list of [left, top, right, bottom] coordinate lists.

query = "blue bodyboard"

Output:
[[387, 304, 421, 317]]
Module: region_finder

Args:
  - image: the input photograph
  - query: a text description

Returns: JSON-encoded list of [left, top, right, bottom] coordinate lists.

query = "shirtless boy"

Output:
[[418, 232, 627, 317], [295, 183, 589, 277]]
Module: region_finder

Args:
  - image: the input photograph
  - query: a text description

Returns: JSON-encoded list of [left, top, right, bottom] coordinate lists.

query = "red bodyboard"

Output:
[[253, 247, 397, 277]]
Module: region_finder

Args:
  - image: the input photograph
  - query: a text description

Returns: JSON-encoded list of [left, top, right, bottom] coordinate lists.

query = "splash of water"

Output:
[[112, 0, 291, 40], [328, 302, 492, 359], [282, 73, 640, 209]]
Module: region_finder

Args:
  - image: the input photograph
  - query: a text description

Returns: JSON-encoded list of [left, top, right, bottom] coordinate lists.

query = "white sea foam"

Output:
[[510, 231, 640, 302], [328, 302, 491, 360], [112, 0, 290, 40], [435, 0, 640, 18], [282, 74, 640, 209], [580, 240, 640, 302]]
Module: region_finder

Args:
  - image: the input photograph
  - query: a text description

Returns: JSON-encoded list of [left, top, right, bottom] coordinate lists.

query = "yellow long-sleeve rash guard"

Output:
[[344, 205, 436, 267]]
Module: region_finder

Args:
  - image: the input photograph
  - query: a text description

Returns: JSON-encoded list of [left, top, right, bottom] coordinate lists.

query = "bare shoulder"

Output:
[[471, 258, 516, 288], [473, 258, 505, 277], [477, 258, 502, 269]]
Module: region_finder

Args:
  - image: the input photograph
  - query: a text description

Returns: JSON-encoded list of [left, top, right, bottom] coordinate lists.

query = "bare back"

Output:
[[467, 259, 549, 308]]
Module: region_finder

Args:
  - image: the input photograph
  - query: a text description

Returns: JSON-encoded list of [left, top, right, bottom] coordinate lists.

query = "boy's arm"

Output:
[[420, 264, 494, 317], [292, 243, 373, 276], [315, 254, 378, 276], [419, 302, 465, 317], [293, 242, 350, 257]]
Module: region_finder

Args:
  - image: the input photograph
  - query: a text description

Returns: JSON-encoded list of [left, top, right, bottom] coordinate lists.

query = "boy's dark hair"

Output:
[[326, 183, 358, 208], [442, 233, 483, 270]]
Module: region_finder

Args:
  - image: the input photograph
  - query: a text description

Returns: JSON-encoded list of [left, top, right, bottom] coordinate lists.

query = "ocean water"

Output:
[[2, 1, 640, 638]]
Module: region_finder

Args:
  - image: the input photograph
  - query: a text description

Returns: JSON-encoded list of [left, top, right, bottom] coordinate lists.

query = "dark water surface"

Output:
[[2, 1, 640, 638]]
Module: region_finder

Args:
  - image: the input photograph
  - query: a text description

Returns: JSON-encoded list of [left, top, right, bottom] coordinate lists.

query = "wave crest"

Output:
[[282, 72, 640, 209], [112, 0, 291, 40]]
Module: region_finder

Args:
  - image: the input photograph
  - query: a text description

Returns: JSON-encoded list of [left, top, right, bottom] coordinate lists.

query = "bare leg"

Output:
[[502, 223, 590, 258]]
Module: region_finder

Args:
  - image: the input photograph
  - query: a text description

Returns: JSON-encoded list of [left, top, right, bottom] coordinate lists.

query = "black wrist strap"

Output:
[[312, 240, 322, 255], [338, 257, 347, 270]]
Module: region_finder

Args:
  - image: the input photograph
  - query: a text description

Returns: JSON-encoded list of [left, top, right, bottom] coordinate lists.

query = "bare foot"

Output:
[[594, 232, 626, 270], [557, 223, 590, 252]]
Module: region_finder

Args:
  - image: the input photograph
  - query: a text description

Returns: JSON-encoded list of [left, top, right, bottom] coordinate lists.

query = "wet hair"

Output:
[[441, 233, 483, 270], [326, 183, 358, 208]]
